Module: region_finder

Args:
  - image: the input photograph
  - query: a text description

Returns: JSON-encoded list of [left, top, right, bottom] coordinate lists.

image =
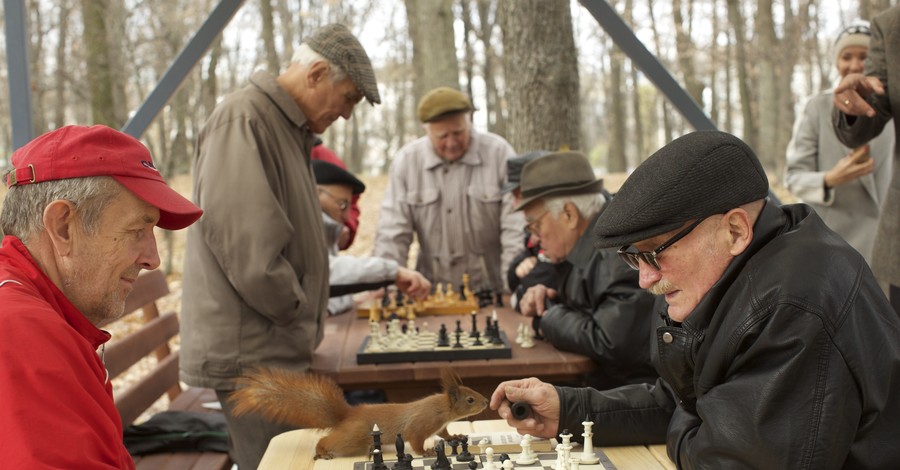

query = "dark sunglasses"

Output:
[[617, 216, 709, 271]]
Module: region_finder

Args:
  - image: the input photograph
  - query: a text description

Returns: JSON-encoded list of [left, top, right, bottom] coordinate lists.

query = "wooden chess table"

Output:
[[310, 305, 598, 421]]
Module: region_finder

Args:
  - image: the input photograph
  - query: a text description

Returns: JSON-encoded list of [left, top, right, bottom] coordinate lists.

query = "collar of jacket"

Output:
[[566, 192, 611, 269], [0, 235, 112, 349], [424, 129, 485, 170], [678, 199, 792, 334], [249, 71, 311, 131]]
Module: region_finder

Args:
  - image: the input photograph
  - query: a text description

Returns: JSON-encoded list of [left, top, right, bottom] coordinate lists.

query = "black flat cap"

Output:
[[305, 24, 381, 105], [594, 131, 768, 248], [312, 160, 366, 195], [515, 151, 604, 211], [501, 150, 550, 195]]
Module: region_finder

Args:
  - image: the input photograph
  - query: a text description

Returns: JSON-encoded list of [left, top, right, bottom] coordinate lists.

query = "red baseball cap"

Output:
[[5, 125, 202, 230]]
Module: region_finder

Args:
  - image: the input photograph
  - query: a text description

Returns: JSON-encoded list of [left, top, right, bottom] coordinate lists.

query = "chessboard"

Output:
[[357, 327, 512, 364], [351, 451, 617, 469]]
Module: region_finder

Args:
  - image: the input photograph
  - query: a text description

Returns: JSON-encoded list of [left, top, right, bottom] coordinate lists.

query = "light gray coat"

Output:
[[787, 91, 895, 264], [180, 71, 329, 390], [834, 6, 900, 287]]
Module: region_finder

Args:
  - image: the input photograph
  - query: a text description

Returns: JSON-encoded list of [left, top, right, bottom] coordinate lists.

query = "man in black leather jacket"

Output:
[[514, 151, 657, 389], [490, 131, 900, 469]]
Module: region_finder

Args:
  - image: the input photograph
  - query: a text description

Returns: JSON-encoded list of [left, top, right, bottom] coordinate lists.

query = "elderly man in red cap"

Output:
[[490, 131, 900, 469], [180, 23, 380, 469], [0, 125, 202, 469]]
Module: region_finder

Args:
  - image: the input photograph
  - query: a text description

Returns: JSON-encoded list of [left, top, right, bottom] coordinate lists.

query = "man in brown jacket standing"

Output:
[[180, 24, 380, 469]]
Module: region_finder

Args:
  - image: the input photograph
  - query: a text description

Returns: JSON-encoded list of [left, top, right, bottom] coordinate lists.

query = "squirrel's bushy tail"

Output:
[[229, 367, 350, 429]]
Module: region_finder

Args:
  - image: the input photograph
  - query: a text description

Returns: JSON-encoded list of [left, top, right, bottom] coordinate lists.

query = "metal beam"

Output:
[[5, 0, 34, 150], [121, 0, 246, 138], [578, 0, 716, 132]]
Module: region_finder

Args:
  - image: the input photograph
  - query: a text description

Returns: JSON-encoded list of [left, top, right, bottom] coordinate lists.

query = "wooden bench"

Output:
[[106, 270, 232, 470]]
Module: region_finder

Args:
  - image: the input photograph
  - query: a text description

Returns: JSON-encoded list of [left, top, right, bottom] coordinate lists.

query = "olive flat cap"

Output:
[[305, 24, 381, 105], [312, 160, 366, 195], [594, 131, 769, 248], [417, 87, 474, 123], [515, 151, 604, 211], [501, 150, 550, 194]]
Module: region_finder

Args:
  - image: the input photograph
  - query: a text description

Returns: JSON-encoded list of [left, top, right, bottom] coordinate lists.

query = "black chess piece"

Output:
[[381, 287, 391, 307], [490, 319, 504, 345], [395, 433, 405, 460], [430, 440, 452, 470], [371, 449, 389, 470], [459, 284, 467, 300], [468, 462, 478, 470], [469, 311, 478, 337], [456, 436, 474, 462], [437, 324, 450, 347], [472, 331, 483, 346], [499, 453, 510, 462], [453, 331, 463, 348], [449, 439, 459, 456], [370, 426, 383, 451], [455, 319, 463, 334], [495, 291, 504, 307]]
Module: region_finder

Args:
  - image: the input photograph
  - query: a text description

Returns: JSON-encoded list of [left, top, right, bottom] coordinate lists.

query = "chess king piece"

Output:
[[579, 417, 600, 464]]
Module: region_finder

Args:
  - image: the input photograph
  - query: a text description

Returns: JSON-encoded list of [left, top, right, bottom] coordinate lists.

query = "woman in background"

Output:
[[785, 22, 896, 264]]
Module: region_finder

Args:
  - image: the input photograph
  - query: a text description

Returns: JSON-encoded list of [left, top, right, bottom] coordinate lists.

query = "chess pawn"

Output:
[[446, 282, 458, 302], [482, 447, 497, 470], [520, 329, 535, 349], [515, 434, 537, 465], [435, 283, 445, 302]]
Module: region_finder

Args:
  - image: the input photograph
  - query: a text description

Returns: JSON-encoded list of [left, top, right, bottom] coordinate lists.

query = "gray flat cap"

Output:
[[515, 151, 604, 211], [501, 150, 550, 195], [594, 131, 769, 248], [305, 23, 381, 105]]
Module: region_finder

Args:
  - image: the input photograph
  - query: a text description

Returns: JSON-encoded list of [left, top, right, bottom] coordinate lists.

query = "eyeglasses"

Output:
[[318, 187, 350, 212], [617, 216, 709, 271], [525, 210, 550, 234]]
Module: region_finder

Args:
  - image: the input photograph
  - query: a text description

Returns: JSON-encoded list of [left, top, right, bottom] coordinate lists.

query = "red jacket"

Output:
[[0, 236, 135, 469], [310, 143, 361, 248]]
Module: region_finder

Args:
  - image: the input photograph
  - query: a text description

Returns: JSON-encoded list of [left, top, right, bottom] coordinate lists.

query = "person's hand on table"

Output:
[[395, 267, 431, 299], [834, 73, 885, 117], [519, 284, 557, 317], [490, 377, 561, 439]]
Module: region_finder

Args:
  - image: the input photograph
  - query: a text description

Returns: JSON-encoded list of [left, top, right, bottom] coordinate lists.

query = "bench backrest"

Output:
[[106, 270, 183, 426]]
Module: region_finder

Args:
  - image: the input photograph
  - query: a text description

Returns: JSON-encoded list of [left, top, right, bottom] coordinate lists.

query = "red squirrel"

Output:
[[229, 366, 488, 459]]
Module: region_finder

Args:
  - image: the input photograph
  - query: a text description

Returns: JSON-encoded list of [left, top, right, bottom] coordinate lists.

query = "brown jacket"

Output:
[[180, 71, 329, 390]]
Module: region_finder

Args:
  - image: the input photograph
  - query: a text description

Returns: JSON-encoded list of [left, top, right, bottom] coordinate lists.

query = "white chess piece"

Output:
[[559, 430, 573, 467], [554, 443, 569, 470], [483, 447, 498, 470], [579, 418, 600, 464], [568, 456, 581, 469], [515, 322, 525, 345], [516, 434, 537, 465], [520, 327, 535, 349], [502, 459, 515, 469]]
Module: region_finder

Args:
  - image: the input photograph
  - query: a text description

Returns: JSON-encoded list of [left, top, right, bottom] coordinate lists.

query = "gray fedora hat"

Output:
[[514, 151, 604, 211]]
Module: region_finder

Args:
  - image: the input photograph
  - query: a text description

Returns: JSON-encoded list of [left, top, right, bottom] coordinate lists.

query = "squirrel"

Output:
[[228, 366, 488, 459]]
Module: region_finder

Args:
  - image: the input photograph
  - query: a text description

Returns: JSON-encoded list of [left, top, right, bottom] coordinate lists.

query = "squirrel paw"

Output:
[[314, 449, 335, 460], [422, 448, 437, 458]]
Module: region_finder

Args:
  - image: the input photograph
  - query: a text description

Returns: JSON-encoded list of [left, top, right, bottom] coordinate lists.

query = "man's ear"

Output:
[[306, 61, 329, 88], [42, 200, 78, 257], [722, 209, 753, 256], [563, 202, 580, 229]]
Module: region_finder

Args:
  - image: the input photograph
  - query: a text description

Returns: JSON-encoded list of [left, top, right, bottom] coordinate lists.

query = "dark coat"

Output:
[[537, 211, 658, 390], [556, 202, 900, 469]]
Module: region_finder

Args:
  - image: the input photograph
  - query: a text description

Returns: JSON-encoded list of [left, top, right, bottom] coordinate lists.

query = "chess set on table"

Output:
[[357, 311, 514, 364], [356, 274, 500, 320], [352, 421, 616, 470]]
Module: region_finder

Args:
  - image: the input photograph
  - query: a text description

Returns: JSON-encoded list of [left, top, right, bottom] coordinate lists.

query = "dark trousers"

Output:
[[892, 284, 900, 314], [216, 389, 296, 469]]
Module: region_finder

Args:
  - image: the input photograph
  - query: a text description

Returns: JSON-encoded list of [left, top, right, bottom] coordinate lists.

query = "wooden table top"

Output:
[[258, 419, 676, 470], [309, 306, 598, 388]]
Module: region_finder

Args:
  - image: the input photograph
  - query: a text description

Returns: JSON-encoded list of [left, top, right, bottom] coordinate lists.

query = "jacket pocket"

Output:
[[466, 185, 503, 254], [405, 188, 441, 237]]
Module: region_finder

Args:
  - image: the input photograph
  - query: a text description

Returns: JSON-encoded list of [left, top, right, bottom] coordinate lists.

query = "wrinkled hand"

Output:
[[490, 377, 560, 439], [834, 73, 885, 118], [395, 267, 431, 300], [825, 145, 875, 188], [515, 256, 538, 280], [519, 284, 557, 317]]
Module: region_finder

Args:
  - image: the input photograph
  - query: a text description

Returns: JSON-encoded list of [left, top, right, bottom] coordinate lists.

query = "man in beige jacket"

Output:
[[374, 87, 524, 296], [180, 24, 379, 469]]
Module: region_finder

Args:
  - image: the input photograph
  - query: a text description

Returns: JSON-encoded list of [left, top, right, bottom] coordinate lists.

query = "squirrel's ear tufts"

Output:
[[440, 367, 462, 388]]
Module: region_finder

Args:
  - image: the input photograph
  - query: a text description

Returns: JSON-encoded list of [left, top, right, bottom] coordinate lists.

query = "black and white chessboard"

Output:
[[357, 330, 512, 364], [351, 451, 617, 469]]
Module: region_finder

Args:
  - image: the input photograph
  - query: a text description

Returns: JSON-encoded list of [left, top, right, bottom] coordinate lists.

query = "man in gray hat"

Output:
[[373, 86, 523, 295], [513, 151, 656, 389], [489, 131, 900, 469], [180, 23, 379, 469]]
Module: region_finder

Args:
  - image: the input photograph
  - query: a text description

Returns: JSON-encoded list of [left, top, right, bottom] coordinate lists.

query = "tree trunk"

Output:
[[476, 0, 505, 136], [28, 0, 47, 134], [404, 0, 460, 109], [81, 0, 124, 127], [647, 0, 673, 144], [726, 0, 757, 150], [622, 0, 643, 165], [260, 0, 280, 73], [499, 0, 580, 153], [672, 0, 704, 106], [53, 0, 72, 129], [755, 0, 780, 173], [460, 0, 476, 101]]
